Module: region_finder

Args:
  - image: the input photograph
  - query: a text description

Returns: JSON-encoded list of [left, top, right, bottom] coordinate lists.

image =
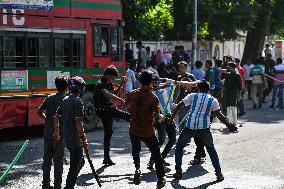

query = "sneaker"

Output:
[[258, 104, 262, 108], [173, 169, 182, 179], [157, 178, 166, 188], [270, 105, 274, 109], [133, 169, 141, 185], [189, 158, 202, 165], [147, 160, 154, 169], [102, 158, 116, 166], [216, 172, 224, 182]]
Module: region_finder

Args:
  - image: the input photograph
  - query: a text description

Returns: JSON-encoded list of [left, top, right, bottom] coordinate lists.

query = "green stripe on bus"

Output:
[[54, 0, 121, 11], [29, 80, 46, 87]]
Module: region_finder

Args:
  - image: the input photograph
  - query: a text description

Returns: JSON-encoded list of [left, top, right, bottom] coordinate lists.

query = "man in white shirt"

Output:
[[243, 59, 254, 100], [167, 80, 237, 182], [126, 62, 137, 94]]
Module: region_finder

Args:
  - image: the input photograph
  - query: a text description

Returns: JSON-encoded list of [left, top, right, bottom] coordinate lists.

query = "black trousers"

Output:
[[154, 121, 176, 159], [130, 133, 165, 180], [263, 79, 274, 101], [42, 140, 64, 188], [65, 146, 85, 189], [96, 107, 130, 159], [193, 136, 206, 160]]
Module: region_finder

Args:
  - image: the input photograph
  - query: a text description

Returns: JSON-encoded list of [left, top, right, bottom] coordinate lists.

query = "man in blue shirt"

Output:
[[167, 80, 237, 182]]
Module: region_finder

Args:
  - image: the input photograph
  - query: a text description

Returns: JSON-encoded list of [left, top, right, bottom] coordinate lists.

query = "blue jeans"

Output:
[[178, 106, 191, 131], [272, 85, 284, 108], [175, 127, 221, 173]]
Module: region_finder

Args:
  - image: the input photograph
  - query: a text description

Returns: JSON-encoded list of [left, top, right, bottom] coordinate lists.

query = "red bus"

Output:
[[0, 0, 124, 131]]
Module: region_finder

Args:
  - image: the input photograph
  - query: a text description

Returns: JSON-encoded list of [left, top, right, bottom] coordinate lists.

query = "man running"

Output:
[[167, 80, 237, 181]]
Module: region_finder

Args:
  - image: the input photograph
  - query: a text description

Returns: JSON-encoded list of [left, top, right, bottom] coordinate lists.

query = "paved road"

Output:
[[1, 98, 284, 189]]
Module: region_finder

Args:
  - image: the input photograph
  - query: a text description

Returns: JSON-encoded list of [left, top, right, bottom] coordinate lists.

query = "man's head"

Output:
[[55, 75, 68, 92], [197, 80, 210, 93], [125, 43, 130, 50], [174, 46, 180, 52], [178, 61, 188, 74], [228, 61, 237, 73], [136, 41, 143, 49], [103, 65, 119, 82], [276, 57, 283, 65], [215, 60, 223, 68], [265, 44, 270, 48], [205, 60, 213, 69], [195, 61, 203, 69], [68, 76, 86, 95], [180, 46, 185, 51], [139, 70, 153, 87], [266, 53, 272, 59], [234, 58, 240, 66]]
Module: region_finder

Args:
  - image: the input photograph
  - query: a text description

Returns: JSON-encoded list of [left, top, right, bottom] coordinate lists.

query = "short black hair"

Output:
[[104, 65, 119, 77], [197, 80, 210, 93], [195, 61, 203, 68], [215, 60, 223, 68], [136, 41, 142, 46], [151, 74, 160, 82], [178, 61, 188, 68], [55, 75, 68, 92], [234, 58, 240, 63], [205, 60, 213, 67], [228, 61, 237, 68], [277, 57, 283, 64], [139, 70, 153, 86]]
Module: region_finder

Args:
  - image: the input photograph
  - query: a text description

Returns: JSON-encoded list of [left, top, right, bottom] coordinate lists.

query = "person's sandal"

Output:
[[157, 178, 166, 188], [133, 169, 141, 185], [216, 172, 224, 182], [173, 169, 182, 179]]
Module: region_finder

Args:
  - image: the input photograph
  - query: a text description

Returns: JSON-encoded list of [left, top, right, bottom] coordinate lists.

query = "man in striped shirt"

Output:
[[167, 80, 237, 181]]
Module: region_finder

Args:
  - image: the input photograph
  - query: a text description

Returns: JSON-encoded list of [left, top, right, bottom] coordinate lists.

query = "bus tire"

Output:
[[82, 92, 99, 132]]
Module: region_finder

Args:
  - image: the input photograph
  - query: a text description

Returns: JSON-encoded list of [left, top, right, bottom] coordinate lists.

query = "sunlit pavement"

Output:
[[1, 98, 284, 189]]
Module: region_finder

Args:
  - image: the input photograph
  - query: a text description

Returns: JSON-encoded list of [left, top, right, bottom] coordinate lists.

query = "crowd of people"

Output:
[[37, 41, 284, 189]]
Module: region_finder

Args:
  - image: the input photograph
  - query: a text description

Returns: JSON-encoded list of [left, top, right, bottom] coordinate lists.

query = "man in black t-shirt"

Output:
[[53, 76, 88, 189], [93, 65, 130, 166]]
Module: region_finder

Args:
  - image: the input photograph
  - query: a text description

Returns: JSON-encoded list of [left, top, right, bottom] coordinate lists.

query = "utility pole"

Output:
[[191, 0, 198, 70]]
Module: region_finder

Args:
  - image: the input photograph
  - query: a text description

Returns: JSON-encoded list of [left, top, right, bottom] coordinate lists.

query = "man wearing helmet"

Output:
[[53, 76, 88, 189]]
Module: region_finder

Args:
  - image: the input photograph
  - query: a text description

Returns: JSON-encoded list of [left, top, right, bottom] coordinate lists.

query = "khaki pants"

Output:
[[252, 83, 264, 105]]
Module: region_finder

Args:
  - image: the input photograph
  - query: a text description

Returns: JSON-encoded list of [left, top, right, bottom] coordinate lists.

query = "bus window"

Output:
[[94, 26, 109, 56], [27, 38, 38, 68], [111, 28, 119, 61], [3, 36, 25, 68], [54, 38, 71, 68], [39, 38, 51, 68], [72, 38, 85, 67]]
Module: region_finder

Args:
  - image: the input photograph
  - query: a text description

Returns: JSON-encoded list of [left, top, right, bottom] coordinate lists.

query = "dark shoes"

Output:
[[173, 169, 182, 179], [162, 159, 170, 166], [157, 178, 166, 188], [133, 169, 141, 185], [103, 158, 116, 166], [189, 158, 205, 165], [253, 104, 257, 109], [216, 172, 224, 182]]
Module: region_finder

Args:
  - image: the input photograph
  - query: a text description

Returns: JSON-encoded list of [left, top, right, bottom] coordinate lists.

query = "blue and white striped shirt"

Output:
[[183, 93, 220, 130], [154, 85, 175, 115]]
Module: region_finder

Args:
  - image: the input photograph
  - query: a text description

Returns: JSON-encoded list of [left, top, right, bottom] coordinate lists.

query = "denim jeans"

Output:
[[178, 106, 191, 131], [193, 136, 206, 160], [155, 121, 167, 146], [175, 127, 221, 173], [42, 140, 64, 188], [65, 147, 85, 189], [96, 107, 130, 159], [129, 133, 165, 179], [272, 85, 284, 108]]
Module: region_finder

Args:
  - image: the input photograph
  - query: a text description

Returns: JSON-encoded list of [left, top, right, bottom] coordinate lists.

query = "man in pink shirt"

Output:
[[270, 58, 284, 109], [235, 58, 246, 116]]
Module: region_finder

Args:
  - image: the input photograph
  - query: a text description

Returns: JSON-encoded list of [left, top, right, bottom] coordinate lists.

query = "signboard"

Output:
[[0, 0, 53, 11], [47, 71, 70, 89], [1, 70, 28, 91]]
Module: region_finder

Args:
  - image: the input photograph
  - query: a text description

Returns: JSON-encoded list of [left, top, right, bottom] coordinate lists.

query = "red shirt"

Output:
[[237, 66, 245, 89], [126, 87, 160, 137]]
